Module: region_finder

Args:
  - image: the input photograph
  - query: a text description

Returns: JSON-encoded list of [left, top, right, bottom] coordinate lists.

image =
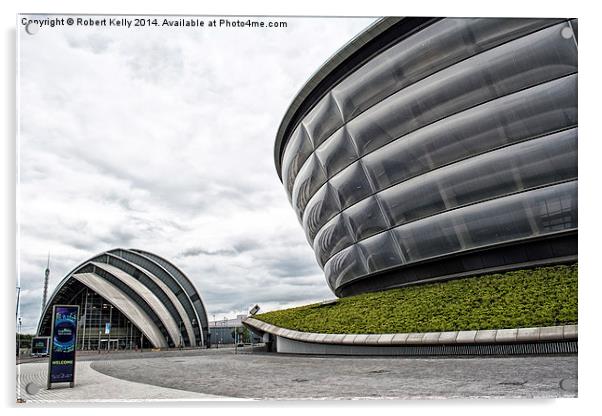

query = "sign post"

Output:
[[47, 305, 79, 389]]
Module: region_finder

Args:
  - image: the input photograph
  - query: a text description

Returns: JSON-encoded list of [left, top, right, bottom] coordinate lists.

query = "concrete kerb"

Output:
[[406, 333, 425, 344], [438, 331, 459, 344], [391, 333, 410, 344], [563, 324, 578, 339], [365, 335, 381, 345], [517, 327, 540, 342], [422, 332, 442, 344], [242, 317, 577, 347], [307, 333, 320, 343], [539, 326, 564, 341], [377, 334, 396, 345], [475, 330, 497, 343], [298, 332, 312, 342], [354, 334, 370, 344], [341, 334, 357, 345], [496, 328, 518, 343], [456, 330, 478, 344]]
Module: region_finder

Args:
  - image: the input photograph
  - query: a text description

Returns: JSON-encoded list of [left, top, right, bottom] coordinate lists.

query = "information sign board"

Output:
[[47, 305, 79, 388]]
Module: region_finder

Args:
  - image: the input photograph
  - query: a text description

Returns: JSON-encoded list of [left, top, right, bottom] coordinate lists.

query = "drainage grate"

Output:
[[382, 341, 577, 356], [277, 335, 577, 356]]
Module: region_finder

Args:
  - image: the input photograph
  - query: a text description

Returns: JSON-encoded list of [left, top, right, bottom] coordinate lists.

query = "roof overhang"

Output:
[[273, 16, 441, 181]]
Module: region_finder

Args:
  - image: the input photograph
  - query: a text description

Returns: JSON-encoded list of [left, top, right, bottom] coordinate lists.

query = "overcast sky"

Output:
[[17, 15, 376, 333]]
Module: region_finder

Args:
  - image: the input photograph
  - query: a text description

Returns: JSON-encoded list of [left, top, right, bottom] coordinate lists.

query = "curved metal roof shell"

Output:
[[36, 248, 208, 348]]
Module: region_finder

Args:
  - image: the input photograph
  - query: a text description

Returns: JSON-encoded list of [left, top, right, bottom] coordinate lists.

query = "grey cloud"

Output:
[[66, 33, 114, 54], [263, 256, 319, 278], [17, 16, 376, 333], [232, 238, 263, 253], [123, 41, 184, 84], [179, 246, 236, 258], [99, 226, 138, 247]]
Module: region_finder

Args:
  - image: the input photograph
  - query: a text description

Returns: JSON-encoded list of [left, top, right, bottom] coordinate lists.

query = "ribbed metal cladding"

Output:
[[130, 249, 209, 345], [110, 249, 207, 347], [275, 17, 578, 296]]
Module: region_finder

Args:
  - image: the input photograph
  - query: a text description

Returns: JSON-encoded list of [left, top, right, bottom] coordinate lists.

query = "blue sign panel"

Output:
[[31, 337, 49, 357], [47, 305, 79, 387]]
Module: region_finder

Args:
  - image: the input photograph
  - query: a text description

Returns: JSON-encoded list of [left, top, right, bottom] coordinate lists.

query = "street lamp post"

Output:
[[81, 289, 89, 350], [89, 304, 96, 350], [17, 317, 22, 359], [16, 286, 21, 359], [179, 320, 183, 349], [16, 286, 20, 324], [191, 318, 197, 348], [107, 305, 113, 352]]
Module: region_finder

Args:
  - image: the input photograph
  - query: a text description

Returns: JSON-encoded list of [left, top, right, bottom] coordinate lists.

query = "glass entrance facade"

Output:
[[69, 287, 149, 351]]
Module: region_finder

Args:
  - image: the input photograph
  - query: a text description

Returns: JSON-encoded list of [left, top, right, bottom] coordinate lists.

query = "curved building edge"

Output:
[[243, 317, 577, 355], [274, 17, 440, 179]]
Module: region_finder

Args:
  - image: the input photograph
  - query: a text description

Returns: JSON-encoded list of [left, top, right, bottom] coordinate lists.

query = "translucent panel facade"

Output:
[[275, 17, 578, 297], [36, 249, 209, 348]]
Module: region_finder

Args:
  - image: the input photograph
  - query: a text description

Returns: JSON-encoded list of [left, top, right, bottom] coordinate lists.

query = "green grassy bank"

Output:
[[256, 264, 578, 334]]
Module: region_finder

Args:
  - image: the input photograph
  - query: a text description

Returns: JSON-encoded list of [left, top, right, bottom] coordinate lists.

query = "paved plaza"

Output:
[[17, 347, 578, 401], [16, 357, 234, 403]]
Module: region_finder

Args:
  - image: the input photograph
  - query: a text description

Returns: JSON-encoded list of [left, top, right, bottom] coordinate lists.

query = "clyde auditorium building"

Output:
[[37, 249, 209, 349], [274, 17, 578, 297]]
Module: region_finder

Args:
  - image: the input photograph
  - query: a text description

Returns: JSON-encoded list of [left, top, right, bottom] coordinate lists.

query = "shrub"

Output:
[[256, 264, 577, 334]]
